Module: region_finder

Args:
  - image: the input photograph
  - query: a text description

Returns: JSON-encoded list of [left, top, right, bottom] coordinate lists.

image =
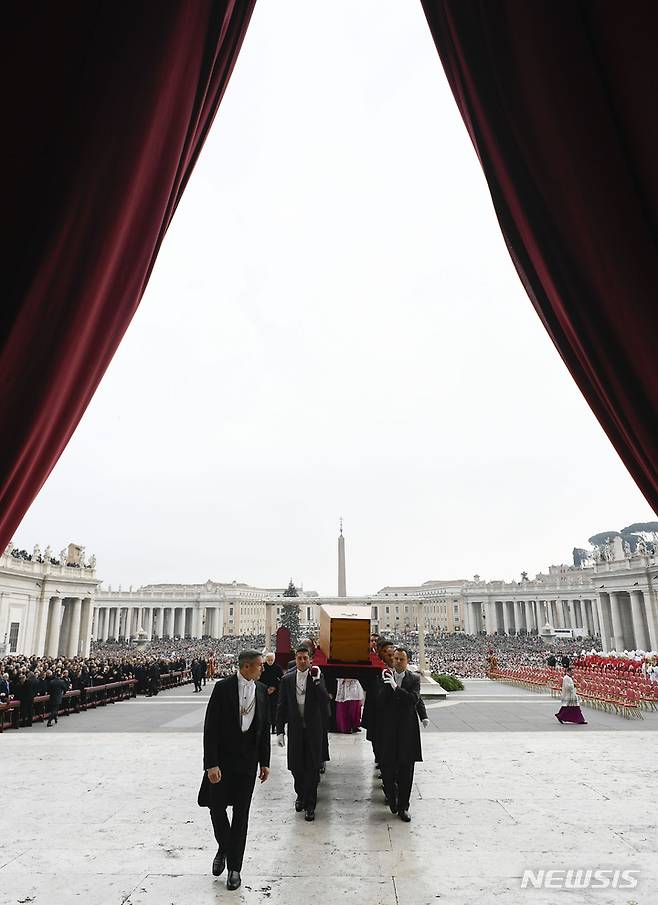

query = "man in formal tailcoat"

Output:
[[362, 638, 396, 769], [198, 650, 270, 891], [376, 646, 424, 822], [276, 646, 330, 821], [286, 637, 330, 771]]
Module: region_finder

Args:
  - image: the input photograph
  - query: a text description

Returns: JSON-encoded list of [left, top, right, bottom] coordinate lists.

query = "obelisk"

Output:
[[338, 518, 347, 597]]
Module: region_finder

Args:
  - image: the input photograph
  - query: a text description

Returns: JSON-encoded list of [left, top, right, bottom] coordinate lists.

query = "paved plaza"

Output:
[[2, 679, 657, 904]]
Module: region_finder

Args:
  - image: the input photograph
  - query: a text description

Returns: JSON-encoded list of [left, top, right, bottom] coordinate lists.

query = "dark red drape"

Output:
[[421, 1, 658, 511], [0, 1, 255, 549]]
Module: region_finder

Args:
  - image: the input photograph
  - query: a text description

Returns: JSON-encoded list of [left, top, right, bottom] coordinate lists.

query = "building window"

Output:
[[9, 622, 19, 652]]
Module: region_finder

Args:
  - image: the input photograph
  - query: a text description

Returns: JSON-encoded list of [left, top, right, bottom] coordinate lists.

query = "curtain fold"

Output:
[[421, 0, 658, 511], [0, 1, 256, 549]]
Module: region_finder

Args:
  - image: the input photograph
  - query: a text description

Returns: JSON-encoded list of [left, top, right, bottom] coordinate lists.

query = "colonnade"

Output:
[[463, 597, 602, 639], [40, 595, 94, 658], [596, 589, 657, 653], [92, 604, 223, 642], [464, 588, 657, 653]]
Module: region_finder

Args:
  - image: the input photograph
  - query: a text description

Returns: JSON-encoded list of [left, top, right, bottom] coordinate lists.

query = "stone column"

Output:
[[609, 591, 625, 650], [528, 601, 537, 632], [264, 602, 274, 650], [463, 602, 472, 634], [112, 608, 119, 638], [59, 601, 72, 654], [514, 601, 524, 633], [45, 596, 63, 657], [192, 606, 203, 639], [417, 602, 426, 672], [643, 585, 658, 652], [33, 590, 51, 657], [566, 601, 575, 630], [79, 598, 93, 657], [501, 601, 511, 635], [66, 597, 82, 657], [154, 607, 163, 639], [591, 600, 601, 637], [629, 590, 649, 651], [173, 607, 182, 637], [486, 601, 497, 635], [596, 595, 611, 651]]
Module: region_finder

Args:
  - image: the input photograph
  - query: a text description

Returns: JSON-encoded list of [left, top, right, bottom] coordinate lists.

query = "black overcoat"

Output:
[[376, 670, 423, 765], [197, 674, 270, 807], [276, 670, 330, 773]]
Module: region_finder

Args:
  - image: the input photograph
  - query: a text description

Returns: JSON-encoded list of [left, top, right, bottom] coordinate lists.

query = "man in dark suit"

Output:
[[191, 658, 204, 693], [276, 646, 330, 821], [46, 672, 71, 727], [198, 650, 270, 891], [376, 646, 424, 822], [362, 639, 396, 769], [286, 638, 329, 771], [259, 653, 284, 733]]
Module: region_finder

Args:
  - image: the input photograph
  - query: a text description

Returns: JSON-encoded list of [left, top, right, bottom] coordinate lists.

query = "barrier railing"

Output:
[[0, 669, 193, 732]]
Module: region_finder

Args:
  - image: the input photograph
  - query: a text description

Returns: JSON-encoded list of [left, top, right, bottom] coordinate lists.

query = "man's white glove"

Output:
[[383, 670, 397, 689], [421, 718, 430, 728], [277, 733, 285, 747]]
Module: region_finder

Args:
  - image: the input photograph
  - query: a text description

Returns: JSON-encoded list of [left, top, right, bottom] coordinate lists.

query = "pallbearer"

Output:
[[276, 645, 330, 821], [376, 646, 423, 822], [198, 650, 270, 891]]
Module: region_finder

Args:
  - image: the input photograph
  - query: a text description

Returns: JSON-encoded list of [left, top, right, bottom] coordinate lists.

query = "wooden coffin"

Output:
[[318, 604, 371, 662]]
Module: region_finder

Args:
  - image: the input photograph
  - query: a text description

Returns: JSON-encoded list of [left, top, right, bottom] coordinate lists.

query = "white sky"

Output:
[[16, 0, 654, 594]]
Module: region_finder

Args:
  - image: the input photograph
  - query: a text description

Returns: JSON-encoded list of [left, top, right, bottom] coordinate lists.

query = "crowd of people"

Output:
[[0, 650, 191, 726], [394, 630, 603, 678]]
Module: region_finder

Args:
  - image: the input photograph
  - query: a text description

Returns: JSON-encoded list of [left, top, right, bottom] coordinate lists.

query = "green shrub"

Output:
[[431, 673, 464, 692]]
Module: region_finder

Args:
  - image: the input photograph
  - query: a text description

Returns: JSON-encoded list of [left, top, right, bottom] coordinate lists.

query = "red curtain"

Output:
[[0, 1, 255, 549], [421, 1, 658, 511]]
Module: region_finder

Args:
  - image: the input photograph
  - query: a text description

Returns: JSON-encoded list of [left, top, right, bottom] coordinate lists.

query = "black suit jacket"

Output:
[[276, 670, 329, 772], [198, 674, 270, 807], [376, 670, 423, 764]]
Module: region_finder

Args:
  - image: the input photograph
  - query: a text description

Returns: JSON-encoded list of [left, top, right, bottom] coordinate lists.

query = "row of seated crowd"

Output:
[[490, 652, 658, 720], [404, 630, 603, 677]]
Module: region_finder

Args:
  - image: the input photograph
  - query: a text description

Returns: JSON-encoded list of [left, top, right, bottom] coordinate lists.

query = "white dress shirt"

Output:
[[237, 672, 256, 733], [295, 668, 308, 719], [394, 669, 406, 688]]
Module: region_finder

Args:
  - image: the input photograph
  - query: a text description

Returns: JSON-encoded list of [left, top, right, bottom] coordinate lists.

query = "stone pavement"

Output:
[[2, 679, 657, 905]]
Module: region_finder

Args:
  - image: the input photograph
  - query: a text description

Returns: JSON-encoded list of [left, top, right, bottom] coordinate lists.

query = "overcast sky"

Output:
[[16, 0, 654, 594]]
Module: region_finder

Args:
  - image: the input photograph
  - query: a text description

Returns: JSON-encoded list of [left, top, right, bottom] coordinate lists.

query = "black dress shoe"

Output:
[[398, 810, 411, 822], [389, 801, 398, 814], [304, 809, 315, 821], [294, 798, 304, 812], [319, 765, 326, 774], [212, 848, 225, 876], [226, 870, 241, 890]]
